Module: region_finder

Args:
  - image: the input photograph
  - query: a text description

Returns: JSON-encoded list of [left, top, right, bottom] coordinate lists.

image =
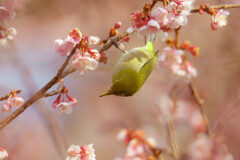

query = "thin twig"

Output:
[[0, 90, 22, 101], [213, 93, 240, 136], [191, 4, 240, 13], [189, 83, 211, 136], [167, 84, 180, 160], [44, 79, 64, 97]]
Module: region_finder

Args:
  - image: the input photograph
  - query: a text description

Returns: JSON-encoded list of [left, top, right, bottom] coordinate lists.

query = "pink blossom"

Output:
[[56, 101, 74, 115], [0, 7, 12, 22], [0, 27, 17, 46], [125, 139, 145, 158], [114, 21, 122, 29], [158, 47, 197, 81], [0, 147, 8, 160], [157, 94, 174, 117], [211, 9, 230, 30], [69, 28, 82, 44], [187, 134, 233, 160], [158, 47, 184, 66], [2, 101, 11, 112], [55, 96, 78, 115], [80, 144, 96, 160], [174, 101, 205, 133], [52, 87, 78, 115], [55, 28, 82, 56], [55, 37, 76, 56], [87, 36, 100, 45], [187, 134, 212, 160], [151, 7, 171, 26], [66, 144, 96, 160], [71, 53, 98, 75], [10, 94, 24, 107], [138, 19, 160, 37], [66, 145, 81, 160]]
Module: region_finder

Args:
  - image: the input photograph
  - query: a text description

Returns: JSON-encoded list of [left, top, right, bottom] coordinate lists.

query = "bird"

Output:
[[100, 34, 158, 97]]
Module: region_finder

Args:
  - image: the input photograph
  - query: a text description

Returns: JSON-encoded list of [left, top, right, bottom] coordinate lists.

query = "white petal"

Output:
[[148, 19, 160, 29], [126, 27, 134, 34], [86, 58, 98, 70]]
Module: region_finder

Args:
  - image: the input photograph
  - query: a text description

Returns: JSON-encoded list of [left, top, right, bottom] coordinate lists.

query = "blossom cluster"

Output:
[[66, 144, 96, 160], [2, 91, 24, 112], [127, 0, 196, 39], [55, 28, 101, 75], [187, 133, 233, 160], [52, 86, 78, 115], [158, 46, 197, 81], [117, 129, 157, 160], [0, 0, 22, 45], [157, 96, 205, 133], [157, 95, 234, 159], [0, 147, 8, 160]]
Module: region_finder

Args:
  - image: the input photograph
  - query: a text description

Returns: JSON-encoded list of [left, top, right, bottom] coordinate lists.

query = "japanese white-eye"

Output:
[[100, 34, 158, 97]]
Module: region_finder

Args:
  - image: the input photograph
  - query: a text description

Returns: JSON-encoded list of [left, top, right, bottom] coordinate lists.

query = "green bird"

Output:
[[100, 34, 158, 97]]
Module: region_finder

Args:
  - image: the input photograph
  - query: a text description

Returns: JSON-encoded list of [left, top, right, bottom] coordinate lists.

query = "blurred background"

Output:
[[0, 0, 240, 159]]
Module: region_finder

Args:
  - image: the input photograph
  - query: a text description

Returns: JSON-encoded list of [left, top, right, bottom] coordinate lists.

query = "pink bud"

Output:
[[2, 101, 11, 112], [199, 9, 204, 14], [114, 21, 122, 29], [123, 36, 130, 42]]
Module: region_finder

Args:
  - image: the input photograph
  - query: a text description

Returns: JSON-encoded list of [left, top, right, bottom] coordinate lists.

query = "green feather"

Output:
[[100, 41, 158, 97]]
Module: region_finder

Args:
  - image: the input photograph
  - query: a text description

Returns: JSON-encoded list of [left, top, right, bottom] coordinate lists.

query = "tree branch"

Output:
[[191, 4, 240, 13], [189, 83, 211, 136], [0, 90, 22, 101]]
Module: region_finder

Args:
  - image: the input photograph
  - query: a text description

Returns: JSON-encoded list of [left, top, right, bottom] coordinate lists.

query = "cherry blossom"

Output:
[[1, 91, 24, 112], [87, 36, 100, 45], [66, 145, 81, 160], [2, 100, 11, 112], [158, 47, 197, 81], [66, 144, 96, 160], [187, 134, 212, 160], [211, 9, 230, 30], [10, 94, 24, 107], [55, 28, 82, 56], [80, 144, 96, 160], [71, 52, 98, 75], [52, 86, 78, 115], [187, 134, 233, 160], [117, 129, 157, 160], [0, 147, 8, 160]]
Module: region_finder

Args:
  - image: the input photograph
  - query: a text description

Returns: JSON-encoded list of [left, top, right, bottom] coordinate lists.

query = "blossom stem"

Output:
[[189, 83, 211, 136], [0, 90, 22, 101], [191, 4, 240, 13], [175, 27, 181, 49]]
